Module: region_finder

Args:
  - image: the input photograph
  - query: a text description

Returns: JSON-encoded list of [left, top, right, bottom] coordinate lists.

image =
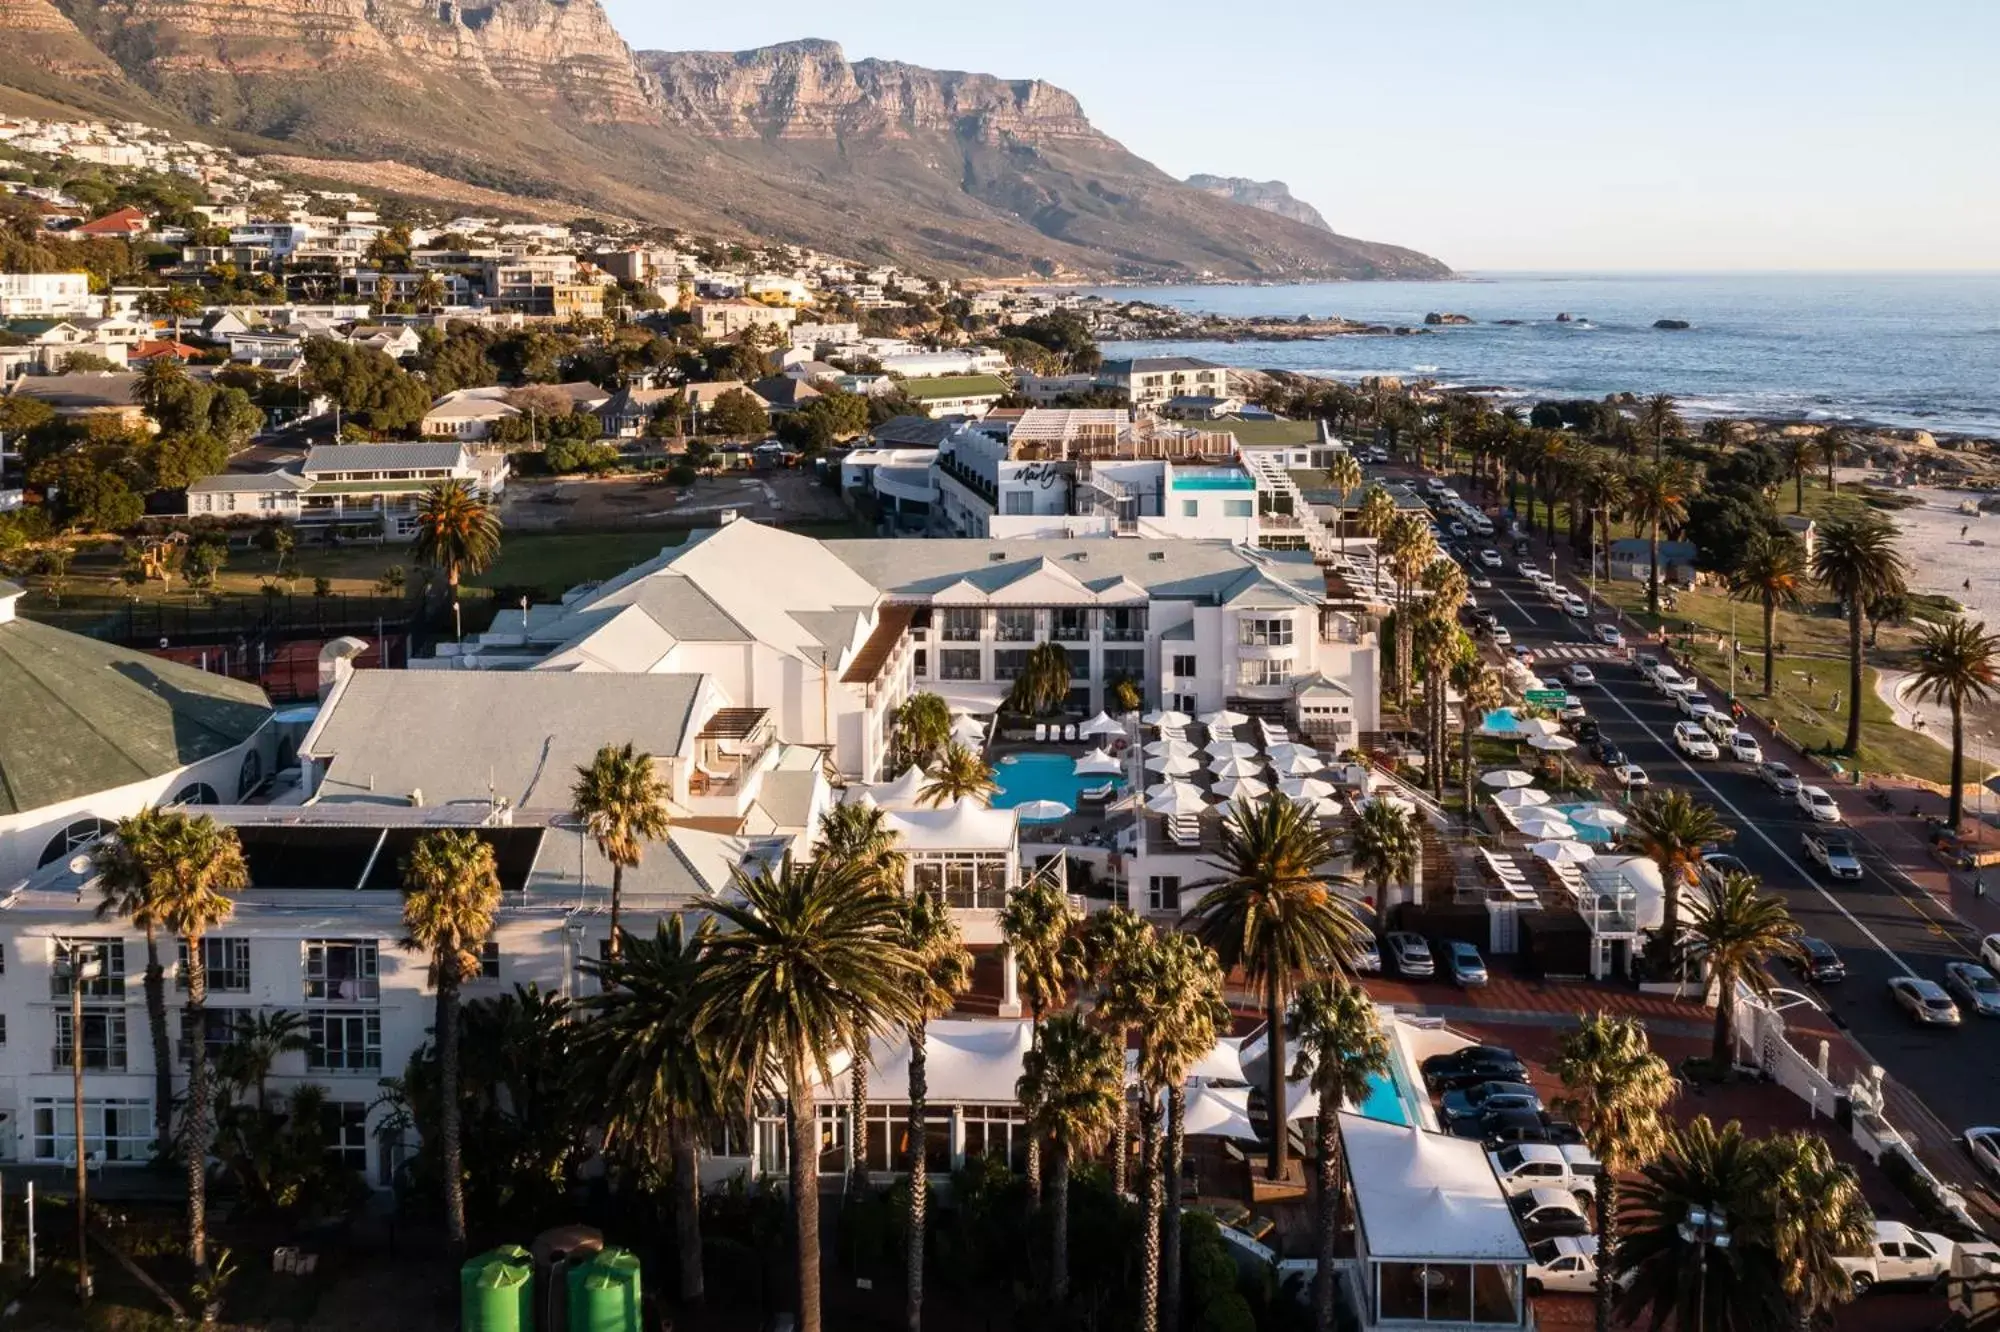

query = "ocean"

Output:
[[1088, 272, 2000, 436]]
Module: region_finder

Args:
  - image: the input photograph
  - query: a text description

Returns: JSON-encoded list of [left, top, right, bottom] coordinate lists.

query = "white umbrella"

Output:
[[1206, 739, 1257, 760], [1480, 768, 1537, 790], [1079, 711, 1125, 738], [1268, 742, 1320, 764], [1201, 708, 1250, 729], [1013, 799, 1073, 823], [1515, 717, 1564, 739], [1146, 753, 1199, 776], [1279, 776, 1337, 803], [1177, 1084, 1262, 1142], [1514, 812, 1578, 840], [1568, 805, 1629, 832], [1188, 1037, 1248, 1084], [1492, 787, 1551, 809], [1528, 734, 1578, 753], [1269, 750, 1324, 777], [1144, 738, 1196, 759], [1143, 709, 1192, 729], [1531, 839, 1596, 866], [1209, 755, 1263, 778], [950, 714, 987, 741], [1074, 749, 1124, 777], [1148, 783, 1211, 816], [1212, 775, 1270, 802]]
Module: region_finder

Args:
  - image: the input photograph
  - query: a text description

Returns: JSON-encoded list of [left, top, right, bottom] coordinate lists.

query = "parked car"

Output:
[[1727, 731, 1764, 763], [1835, 1221, 1958, 1294], [1564, 596, 1590, 618], [1512, 1188, 1594, 1242], [1570, 719, 1601, 744], [1352, 935, 1382, 975], [1888, 976, 1962, 1027], [1490, 625, 1513, 647], [1676, 692, 1719, 720], [1759, 761, 1802, 796], [1443, 939, 1489, 987], [1422, 1044, 1529, 1091], [1526, 1236, 1601, 1295], [1793, 936, 1847, 984], [1478, 1109, 1583, 1149], [1480, 549, 1503, 568], [1635, 653, 1660, 676], [1470, 571, 1493, 589], [1487, 1142, 1601, 1206], [1803, 830, 1864, 879], [1797, 785, 1842, 822], [1594, 623, 1624, 647], [1449, 521, 1468, 537], [1565, 664, 1597, 686], [1701, 711, 1738, 742], [1518, 561, 1546, 581], [1984, 933, 2000, 976], [1440, 1080, 1542, 1126], [1944, 962, 2000, 1017], [1386, 931, 1434, 978], [1673, 721, 1720, 759], [1558, 699, 1589, 724], [1965, 1126, 2000, 1182], [1612, 763, 1650, 790]]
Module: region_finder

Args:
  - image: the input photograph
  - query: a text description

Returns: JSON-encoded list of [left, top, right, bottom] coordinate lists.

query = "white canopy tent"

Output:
[[854, 765, 928, 810], [1491, 787, 1551, 810], [1212, 775, 1271, 802], [1074, 749, 1124, 777], [1146, 753, 1200, 776], [1144, 738, 1197, 760], [1201, 708, 1251, 729], [1142, 710, 1192, 729], [1079, 711, 1125, 738], [1175, 1084, 1261, 1142], [824, 1018, 1033, 1102], [884, 797, 1018, 851], [1480, 769, 1536, 790]]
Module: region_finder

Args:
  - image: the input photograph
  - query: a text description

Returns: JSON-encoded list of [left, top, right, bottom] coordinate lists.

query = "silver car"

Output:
[[1758, 761, 1801, 796], [1888, 976, 1961, 1027], [1944, 962, 2000, 1017]]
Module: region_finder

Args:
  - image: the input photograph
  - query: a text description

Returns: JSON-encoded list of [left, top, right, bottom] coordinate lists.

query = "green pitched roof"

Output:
[[0, 617, 272, 816], [1221, 418, 1324, 446], [899, 375, 1010, 400]]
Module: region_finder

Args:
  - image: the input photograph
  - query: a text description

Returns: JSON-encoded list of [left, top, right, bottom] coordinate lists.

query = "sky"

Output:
[[601, 0, 1999, 272]]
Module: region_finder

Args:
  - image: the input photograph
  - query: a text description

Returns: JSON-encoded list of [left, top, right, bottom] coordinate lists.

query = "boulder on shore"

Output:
[[1653, 318, 1692, 330], [1424, 311, 1474, 325]]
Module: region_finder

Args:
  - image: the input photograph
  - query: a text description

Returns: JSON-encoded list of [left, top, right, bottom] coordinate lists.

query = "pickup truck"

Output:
[[1803, 830, 1864, 879], [1486, 1142, 1601, 1208], [1837, 1221, 1958, 1294]]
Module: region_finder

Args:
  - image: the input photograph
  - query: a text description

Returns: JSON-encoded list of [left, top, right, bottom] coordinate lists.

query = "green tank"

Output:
[[565, 1247, 642, 1332], [460, 1246, 534, 1332]]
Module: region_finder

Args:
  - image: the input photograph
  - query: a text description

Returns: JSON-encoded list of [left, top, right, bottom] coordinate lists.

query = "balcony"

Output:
[[693, 710, 776, 796]]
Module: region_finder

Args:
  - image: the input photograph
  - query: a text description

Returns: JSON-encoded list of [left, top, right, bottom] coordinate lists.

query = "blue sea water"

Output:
[[1089, 272, 2000, 436]]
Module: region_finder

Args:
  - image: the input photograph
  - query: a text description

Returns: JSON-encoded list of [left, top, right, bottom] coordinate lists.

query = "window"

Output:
[[178, 937, 251, 993], [938, 649, 982, 682], [307, 1010, 382, 1073], [962, 1105, 1030, 1171], [1171, 653, 1198, 680], [0, 1014, 6, 1045], [910, 854, 1010, 910], [54, 1010, 128, 1071], [1147, 876, 1181, 911], [1181, 499, 1199, 518], [994, 608, 1035, 643], [179, 1008, 246, 1063], [856, 1102, 953, 1174], [304, 940, 379, 1002], [323, 1101, 369, 1172], [1102, 607, 1148, 642], [169, 781, 220, 807], [51, 939, 125, 998], [1002, 491, 1034, 515], [32, 1097, 151, 1163], [479, 941, 501, 979], [940, 608, 983, 642], [1224, 499, 1253, 519], [1051, 607, 1092, 642], [992, 649, 1030, 682], [38, 817, 110, 868], [1238, 618, 1295, 647], [1103, 649, 1145, 684], [1237, 659, 1293, 687], [913, 648, 928, 678]]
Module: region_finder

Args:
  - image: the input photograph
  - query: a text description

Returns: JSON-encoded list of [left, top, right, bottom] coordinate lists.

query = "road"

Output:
[[1464, 540, 2000, 1139]]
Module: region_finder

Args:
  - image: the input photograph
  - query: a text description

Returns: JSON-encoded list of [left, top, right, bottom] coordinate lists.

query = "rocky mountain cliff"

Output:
[[0, 6, 1450, 279], [1184, 175, 1331, 233]]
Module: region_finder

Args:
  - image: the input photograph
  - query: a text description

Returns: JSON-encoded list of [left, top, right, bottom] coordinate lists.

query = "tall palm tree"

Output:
[[1350, 797, 1422, 914], [1908, 617, 2000, 829], [412, 478, 501, 640], [1816, 426, 1845, 496], [1617, 1116, 1787, 1332], [695, 860, 922, 1332], [999, 864, 1084, 1204], [1015, 1010, 1122, 1307], [1138, 933, 1226, 1332], [582, 917, 731, 1305], [1355, 482, 1397, 546], [91, 807, 178, 1159], [918, 741, 997, 808], [1451, 655, 1505, 816], [1727, 533, 1807, 697], [1750, 1131, 1873, 1325], [1622, 790, 1734, 968], [1383, 512, 1437, 707], [1415, 563, 1468, 797], [1811, 514, 1909, 755], [1182, 798, 1366, 1180], [1625, 460, 1690, 618], [399, 828, 502, 1257], [1081, 907, 1152, 1195], [817, 802, 909, 1198], [148, 813, 248, 1269], [214, 1010, 308, 1115], [1686, 873, 1802, 1071], [893, 692, 954, 769], [1006, 641, 1074, 718], [1641, 393, 1682, 461], [1549, 1014, 1676, 1332], [1290, 980, 1390, 1332], [1323, 452, 1363, 559], [1780, 435, 1817, 514], [570, 742, 672, 961], [897, 888, 971, 1332]]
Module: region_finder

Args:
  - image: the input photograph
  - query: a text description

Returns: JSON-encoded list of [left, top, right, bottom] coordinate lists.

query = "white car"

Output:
[[1836, 1221, 1957, 1294], [1726, 731, 1763, 763], [1490, 626, 1512, 647], [1487, 1143, 1601, 1205], [1564, 596, 1589, 618], [1649, 664, 1691, 694], [1673, 722, 1719, 759], [1386, 931, 1434, 978], [1470, 572, 1493, 589], [1526, 1236, 1600, 1295], [1565, 664, 1596, 687], [1449, 522, 1468, 537], [1612, 763, 1650, 790], [1519, 562, 1546, 581], [1676, 692, 1717, 720], [1966, 1126, 2000, 1183], [1796, 785, 1841, 822], [1480, 549, 1503, 569], [1983, 933, 2000, 976], [1700, 711, 1737, 742], [1593, 623, 1624, 647]]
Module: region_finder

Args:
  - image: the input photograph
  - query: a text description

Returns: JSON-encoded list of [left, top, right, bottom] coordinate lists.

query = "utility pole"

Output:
[[56, 944, 103, 1303]]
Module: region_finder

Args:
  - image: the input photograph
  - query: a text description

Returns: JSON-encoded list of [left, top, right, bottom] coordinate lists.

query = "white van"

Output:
[[1649, 664, 1694, 695]]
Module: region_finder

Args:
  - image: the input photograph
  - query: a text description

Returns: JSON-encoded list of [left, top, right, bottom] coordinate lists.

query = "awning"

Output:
[[1340, 1113, 1533, 1263]]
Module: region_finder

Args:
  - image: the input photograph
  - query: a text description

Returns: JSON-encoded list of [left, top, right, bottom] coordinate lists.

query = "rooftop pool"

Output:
[[1171, 469, 1256, 491], [991, 751, 1125, 820], [1551, 803, 1616, 845], [1353, 1068, 1412, 1125]]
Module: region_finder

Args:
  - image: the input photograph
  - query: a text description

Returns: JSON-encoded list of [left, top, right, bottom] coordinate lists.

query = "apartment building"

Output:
[[1097, 356, 1231, 409], [692, 299, 798, 340], [185, 442, 505, 537], [0, 272, 100, 320]]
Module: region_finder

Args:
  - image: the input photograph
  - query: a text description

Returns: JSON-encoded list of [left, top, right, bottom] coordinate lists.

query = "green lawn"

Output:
[[1592, 581, 1922, 668]]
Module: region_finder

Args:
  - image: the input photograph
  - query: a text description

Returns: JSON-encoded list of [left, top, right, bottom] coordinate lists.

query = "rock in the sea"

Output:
[[1424, 311, 1474, 325], [1493, 318, 1524, 326], [1653, 318, 1691, 330], [1554, 312, 1575, 322]]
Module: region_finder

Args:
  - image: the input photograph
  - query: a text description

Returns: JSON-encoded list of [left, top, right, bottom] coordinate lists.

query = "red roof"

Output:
[[71, 206, 150, 238], [132, 340, 201, 362]]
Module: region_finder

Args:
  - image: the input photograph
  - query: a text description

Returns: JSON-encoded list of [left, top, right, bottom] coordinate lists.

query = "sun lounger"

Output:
[[1079, 781, 1115, 804], [1167, 815, 1202, 848], [1035, 724, 1048, 742], [1065, 723, 1080, 742]]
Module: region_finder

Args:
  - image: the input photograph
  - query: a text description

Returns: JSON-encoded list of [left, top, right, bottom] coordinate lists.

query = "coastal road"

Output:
[[1469, 554, 2000, 1139]]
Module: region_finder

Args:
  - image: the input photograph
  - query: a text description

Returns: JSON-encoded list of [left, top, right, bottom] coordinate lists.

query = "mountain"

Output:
[[1184, 175, 1331, 233], [0, 4, 1450, 280]]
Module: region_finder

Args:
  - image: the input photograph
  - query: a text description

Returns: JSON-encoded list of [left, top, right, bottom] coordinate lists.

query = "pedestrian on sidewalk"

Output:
[[1976, 873, 1987, 901]]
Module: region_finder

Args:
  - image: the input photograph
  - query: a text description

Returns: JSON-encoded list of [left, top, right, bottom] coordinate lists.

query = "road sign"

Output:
[[1524, 689, 1567, 707]]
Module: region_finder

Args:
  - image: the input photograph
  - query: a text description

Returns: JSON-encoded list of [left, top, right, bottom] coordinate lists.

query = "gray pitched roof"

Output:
[[869, 416, 957, 448], [0, 617, 271, 816], [187, 468, 308, 494], [823, 538, 1325, 606], [6, 372, 142, 411], [1100, 357, 1225, 375], [303, 442, 465, 474]]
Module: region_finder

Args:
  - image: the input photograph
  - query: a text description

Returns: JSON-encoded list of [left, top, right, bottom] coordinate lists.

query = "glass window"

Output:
[[479, 941, 500, 979], [179, 1007, 247, 1063], [1002, 490, 1034, 515], [913, 648, 928, 678], [1238, 617, 1295, 647], [1147, 876, 1180, 911], [1181, 499, 1199, 518], [1224, 499, 1253, 519], [54, 1010, 128, 1071], [51, 939, 125, 998], [32, 1097, 151, 1163], [939, 649, 982, 681], [304, 940, 379, 1002], [1172, 653, 1198, 679], [39, 817, 110, 867], [323, 1101, 370, 1172], [169, 781, 221, 807], [1051, 608, 1091, 642], [994, 608, 1035, 642], [307, 1010, 382, 1073], [1104, 648, 1145, 684], [993, 649, 1030, 682], [178, 937, 251, 992], [1237, 659, 1293, 687], [940, 608, 983, 641], [1102, 607, 1148, 642]]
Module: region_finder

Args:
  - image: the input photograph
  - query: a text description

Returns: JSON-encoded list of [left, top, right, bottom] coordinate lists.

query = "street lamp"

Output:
[[55, 944, 104, 1303], [1679, 1203, 1731, 1330]]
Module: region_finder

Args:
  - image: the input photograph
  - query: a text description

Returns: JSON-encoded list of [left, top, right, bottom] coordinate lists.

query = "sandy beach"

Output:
[[1884, 484, 2000, 628]]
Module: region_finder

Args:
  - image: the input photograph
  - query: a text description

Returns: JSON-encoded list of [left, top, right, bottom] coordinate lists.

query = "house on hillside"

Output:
[[899, 375, 1010, 420], [5, 371, 148, 428]]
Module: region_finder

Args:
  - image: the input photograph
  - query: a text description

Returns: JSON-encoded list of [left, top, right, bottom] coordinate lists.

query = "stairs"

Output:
[[1240, 449, 1340, 562]]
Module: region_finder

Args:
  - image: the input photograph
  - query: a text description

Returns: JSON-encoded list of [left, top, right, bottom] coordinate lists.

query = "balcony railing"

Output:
[[52, 1047, 126, 1072]]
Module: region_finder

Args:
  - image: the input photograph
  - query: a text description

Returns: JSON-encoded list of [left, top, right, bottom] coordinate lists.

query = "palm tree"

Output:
[[1625, 460, 1690, 618], [1354, 482, 1397, 546], [1382, 512, 1437, 707], [893, 691, 954, 768], [1623, 790, 1733, 969], [1081, 907, 1152, 1195], [214, 1010, 308, 1115], [1015, 1010, 1122, 1307], [1780, 435, 1817, 514], [1811, 514, 1909, 754], [1350, 796, 1422, 914], [1290, 980, 1390, 1332], [897, 888, 971, 1332], [399, 829, 502, 1257], [1750, 1131, 1873, 1324], [1908, 617, 2000, 829], [1549, 1014, 1676, 1332], [694, 860, 922, 1332], [91, 807, 178, 1159], [1727, 533, 1807, 697], [1415, 563, 1468, 797], [581, 917, 731, 1305], [816, 802, 908, 1198], [999, 864, 1084, 1204], [918, 740, 997, 808], [1182, 798, 1366, 1180], [1817, 426, 1845, 496], [411, 478, 501, 640], [148, 813, 248, 1269], [570, 742, 672, 961], [1686, 873, 1802, 1071], [1451, 655, 1505, 816], [1641, 393, 1682, 461], [1006, 641, 1075, 718], [1617, 1116, 1787, 1332], [1323, 452, 1363, 559], [414, 272, 446, 312]]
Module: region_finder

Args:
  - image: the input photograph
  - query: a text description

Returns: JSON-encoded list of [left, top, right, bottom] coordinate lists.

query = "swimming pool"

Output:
[[1351, 1068, 1413, 1125], [1480, 708, 1522, 735], [1551, 803, 1615, 845], [991, 751, 1126, 820], [1170, 469, 1256, 491]]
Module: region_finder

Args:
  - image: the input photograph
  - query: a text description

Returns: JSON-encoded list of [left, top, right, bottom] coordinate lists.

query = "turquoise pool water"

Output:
[[1171, 470, 1256, 491], [1353, 1069, 1411, 1125], [1551, 803, 1615, 845], [1481, 708, 1522, 734], [991, 752, 1125, 820]]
